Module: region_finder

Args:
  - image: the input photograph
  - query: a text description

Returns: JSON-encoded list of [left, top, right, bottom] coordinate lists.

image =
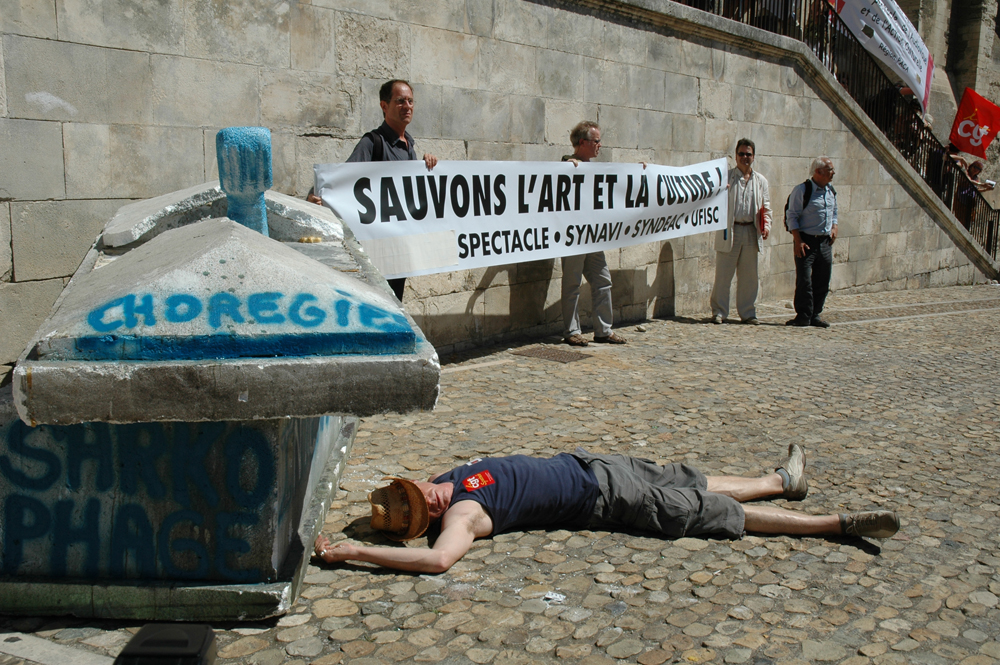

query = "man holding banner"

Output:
[[308, 79, 438, 301], [561, 121, 626, 347], [314, 133, 731, 302], [710, 139, 772, 325]]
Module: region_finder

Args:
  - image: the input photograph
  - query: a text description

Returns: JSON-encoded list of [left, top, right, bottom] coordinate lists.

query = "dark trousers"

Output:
[[793, 233, 832, 321]]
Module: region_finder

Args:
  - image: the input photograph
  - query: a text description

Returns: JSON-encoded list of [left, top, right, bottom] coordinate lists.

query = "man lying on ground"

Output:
[[314, 445, 899, 573]]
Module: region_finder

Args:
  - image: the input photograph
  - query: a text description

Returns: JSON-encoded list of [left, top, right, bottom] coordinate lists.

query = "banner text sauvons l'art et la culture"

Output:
[[315, 159, 729, 279]]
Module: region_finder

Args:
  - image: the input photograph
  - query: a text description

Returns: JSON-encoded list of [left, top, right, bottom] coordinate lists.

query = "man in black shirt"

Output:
[[309, 79, 438, 300]]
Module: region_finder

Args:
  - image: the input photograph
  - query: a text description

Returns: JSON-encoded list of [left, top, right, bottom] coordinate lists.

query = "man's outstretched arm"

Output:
[[314, 501, 490, 573]]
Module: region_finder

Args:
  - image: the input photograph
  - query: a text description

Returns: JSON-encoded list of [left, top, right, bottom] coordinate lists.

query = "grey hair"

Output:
[[810, 156, 832, 174], [570, 121, 600, 147]]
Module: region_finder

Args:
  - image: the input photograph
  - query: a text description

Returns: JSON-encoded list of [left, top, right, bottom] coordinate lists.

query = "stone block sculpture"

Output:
[[216, 126, 272, 236], [1, 127, 439, 620]]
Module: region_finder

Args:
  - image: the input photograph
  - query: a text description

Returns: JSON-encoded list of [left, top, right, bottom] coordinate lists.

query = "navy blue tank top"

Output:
[[434, 454, 600, 535]]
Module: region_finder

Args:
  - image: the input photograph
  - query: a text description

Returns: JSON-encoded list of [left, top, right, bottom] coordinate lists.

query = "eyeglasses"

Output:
[[737, 152, 753, 157], [586, 138, 602, 145]]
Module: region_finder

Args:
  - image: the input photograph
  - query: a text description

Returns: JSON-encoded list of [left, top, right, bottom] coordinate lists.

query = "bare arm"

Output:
[[314, 501, 491, 574]]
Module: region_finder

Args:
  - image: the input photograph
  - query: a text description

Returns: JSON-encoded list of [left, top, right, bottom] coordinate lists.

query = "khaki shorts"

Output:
[[573, 449, 745, 540]]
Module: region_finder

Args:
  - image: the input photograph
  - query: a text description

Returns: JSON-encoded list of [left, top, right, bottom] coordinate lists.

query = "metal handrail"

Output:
[[675, 0, 999, 259]]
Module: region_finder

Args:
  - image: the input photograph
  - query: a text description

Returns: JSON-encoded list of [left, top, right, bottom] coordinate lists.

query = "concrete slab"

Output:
[[32, 219, 414, 361], [264, 189, 345, 244], [102, 182, 344, 247], [13, 188, 439, 425], [102, 181, 227, 247], [15, 342, 440, 425]]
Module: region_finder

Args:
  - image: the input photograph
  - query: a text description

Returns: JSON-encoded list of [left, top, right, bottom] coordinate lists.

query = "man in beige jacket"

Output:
[[710, 139, 772, 325]]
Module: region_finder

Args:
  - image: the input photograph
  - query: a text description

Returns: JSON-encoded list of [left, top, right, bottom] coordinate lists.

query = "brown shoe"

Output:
[[594, 331, 627, 344], [565, 334, 589, 347], [840, 511, 900, 539]]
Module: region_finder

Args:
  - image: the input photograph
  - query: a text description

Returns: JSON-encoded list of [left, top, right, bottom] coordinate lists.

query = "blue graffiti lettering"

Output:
[[216, 512, 260, 582], [0, 421, 275, 583], [158, 509, 210, 579], [87, 296, 127, 332], [117, 423, 167, 499], [247, 292, 286, 324], [358, 302, 410, 332], [111, 503, 156, 578], [66, 423, 114, 492], [172, 423, 223, 509], [2, 494, 51, 573], [51, 497, 101, 577], [335, 299, 351, 327], [164, 294, 203, 323], [208, 292, 245, 328], [0, 421, 62, 491], [85, 290, 407, 338], [124, 294, 156, 327], [288, 293, 326, 328], [225, 429, 275, 510]]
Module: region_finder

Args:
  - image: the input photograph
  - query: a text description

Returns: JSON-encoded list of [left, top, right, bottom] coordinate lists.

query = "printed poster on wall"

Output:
[[830, 0, 934, 111], [314, 159, 728, 279]]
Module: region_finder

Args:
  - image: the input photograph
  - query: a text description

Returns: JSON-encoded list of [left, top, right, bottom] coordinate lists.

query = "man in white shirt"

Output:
[[710, 139, 772, 325]]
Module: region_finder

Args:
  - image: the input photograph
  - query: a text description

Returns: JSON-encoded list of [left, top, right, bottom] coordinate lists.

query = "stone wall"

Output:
[[0, 0, 989, 364]]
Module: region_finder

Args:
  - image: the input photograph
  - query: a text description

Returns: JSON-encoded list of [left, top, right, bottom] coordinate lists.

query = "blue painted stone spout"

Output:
[[217, 127, 273, 236]]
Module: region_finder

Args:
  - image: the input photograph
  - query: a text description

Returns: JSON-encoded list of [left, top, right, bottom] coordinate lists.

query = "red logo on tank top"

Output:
[[462, 470, 495, 491]]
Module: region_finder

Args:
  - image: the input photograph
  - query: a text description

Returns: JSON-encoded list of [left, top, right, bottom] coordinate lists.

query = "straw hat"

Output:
[[368, 478, 430, 541]]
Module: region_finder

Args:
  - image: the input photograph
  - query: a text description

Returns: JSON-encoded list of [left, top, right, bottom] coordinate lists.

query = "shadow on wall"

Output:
[[651, 241, 676, 319], [415, 242, 676, 351]]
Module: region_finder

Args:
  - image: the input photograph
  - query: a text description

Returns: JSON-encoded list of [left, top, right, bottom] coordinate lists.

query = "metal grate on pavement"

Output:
[[509, 345, 591, 363]]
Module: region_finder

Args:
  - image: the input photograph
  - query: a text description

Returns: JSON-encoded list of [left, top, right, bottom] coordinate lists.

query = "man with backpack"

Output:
[[308, 79, 438, 301], [785, 157, 838, 328]]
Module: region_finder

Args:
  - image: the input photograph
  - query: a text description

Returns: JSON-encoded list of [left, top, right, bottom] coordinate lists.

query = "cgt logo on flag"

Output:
[[950, 88, 1000, 159]]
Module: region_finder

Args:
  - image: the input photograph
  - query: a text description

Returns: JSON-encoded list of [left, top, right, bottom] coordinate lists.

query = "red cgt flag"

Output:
[[950, 88, 1000, 159]]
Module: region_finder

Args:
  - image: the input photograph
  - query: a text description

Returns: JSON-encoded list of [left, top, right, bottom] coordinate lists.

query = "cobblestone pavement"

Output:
[[3, 284, 1000, 665]]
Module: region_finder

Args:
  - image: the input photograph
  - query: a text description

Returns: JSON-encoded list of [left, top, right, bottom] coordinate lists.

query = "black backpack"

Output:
[[783, 179, 835, 231], [364, 130, 386, 162]]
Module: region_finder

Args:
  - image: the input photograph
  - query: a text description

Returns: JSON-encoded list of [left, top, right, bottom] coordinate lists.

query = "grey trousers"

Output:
[[561, 252, 613, 337], [573, 449, 745, 540], [710, 223, 760, 321]]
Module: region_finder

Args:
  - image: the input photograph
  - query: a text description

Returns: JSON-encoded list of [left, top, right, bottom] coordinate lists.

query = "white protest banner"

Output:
[[831, 0, 933, 111], [315, 159, 728, 279]]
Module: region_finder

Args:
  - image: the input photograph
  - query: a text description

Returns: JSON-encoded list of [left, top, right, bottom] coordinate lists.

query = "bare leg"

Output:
[[743, 505, 841, 535], [706, 473, 784, 502]]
